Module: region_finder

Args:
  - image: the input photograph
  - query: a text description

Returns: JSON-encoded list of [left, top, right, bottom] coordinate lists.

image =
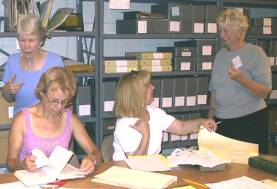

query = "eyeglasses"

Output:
[[45, 93, 71, 107]]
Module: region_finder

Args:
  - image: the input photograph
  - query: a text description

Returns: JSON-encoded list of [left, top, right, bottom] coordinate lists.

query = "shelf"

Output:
[[103, 33, 218, 40], [80, 116, 97, 123], [73, 72, 96, 78], [0, 125, 11, 130], [103, 71, 211, 80], [102, 105, 210, 119], [223, 0, 277, 8], [0, 31, 95, 38], [162, 139, 198, 150], [247, 35, 277, 40]]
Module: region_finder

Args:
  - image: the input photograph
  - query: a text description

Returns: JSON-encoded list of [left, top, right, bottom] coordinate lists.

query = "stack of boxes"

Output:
[[173, 40, 197, 71], [250, 17, 277, 35], [116, 2, 218, 34], [104, 57, 139, 73], [125, 52, 173, 72]]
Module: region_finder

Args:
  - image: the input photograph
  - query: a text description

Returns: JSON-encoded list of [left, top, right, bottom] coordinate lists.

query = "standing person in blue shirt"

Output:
[[2, 14, 64, 115], [208, 9, 272, 154]]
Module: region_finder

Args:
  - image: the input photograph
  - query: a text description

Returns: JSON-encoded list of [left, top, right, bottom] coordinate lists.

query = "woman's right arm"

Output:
[[2, 75, 23, 102], [126, 111, 150, 156], [6, 113, 36, 172]]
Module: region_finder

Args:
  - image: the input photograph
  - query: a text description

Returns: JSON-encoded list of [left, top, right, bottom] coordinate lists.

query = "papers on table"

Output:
[[207, 176, 276, 189], [92, 166, 177, 189], [124, 154, 172, 171], [167, 148, 231, 168], [198, 127, 258, 164], [0, 181, 41, 189], [15, 145, 84, 186]]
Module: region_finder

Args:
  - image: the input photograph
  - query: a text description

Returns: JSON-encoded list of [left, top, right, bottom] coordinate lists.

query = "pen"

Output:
[[183, 178, 209, 189], [193, 121, 222, 133]]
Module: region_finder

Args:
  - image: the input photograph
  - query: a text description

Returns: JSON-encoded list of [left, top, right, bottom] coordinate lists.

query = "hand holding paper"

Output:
[[15, 145, 84, 186]]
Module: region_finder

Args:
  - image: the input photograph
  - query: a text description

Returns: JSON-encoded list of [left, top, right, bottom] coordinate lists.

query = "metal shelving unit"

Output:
[[97, 0, 220, 151]]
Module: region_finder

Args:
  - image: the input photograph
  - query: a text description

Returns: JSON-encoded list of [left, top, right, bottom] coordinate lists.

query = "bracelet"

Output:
[[87, 154, 97, 165]]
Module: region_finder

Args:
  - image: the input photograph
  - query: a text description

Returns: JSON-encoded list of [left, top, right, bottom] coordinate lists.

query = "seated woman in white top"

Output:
[[112, 70, 217, 161]]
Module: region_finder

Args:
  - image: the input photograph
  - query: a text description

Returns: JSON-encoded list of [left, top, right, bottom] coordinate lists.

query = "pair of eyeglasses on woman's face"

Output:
[[45, 93, 71, 107]]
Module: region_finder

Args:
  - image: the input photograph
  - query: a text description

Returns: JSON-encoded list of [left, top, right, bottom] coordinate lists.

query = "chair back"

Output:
[[101, 135, 114, 162]]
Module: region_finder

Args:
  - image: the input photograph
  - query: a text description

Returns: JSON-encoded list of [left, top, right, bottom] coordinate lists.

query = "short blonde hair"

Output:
[[35, 67, 77, 100], [16, 14, 46, 43], [114, 70, 151, 118], [217, 8, 249, 39]]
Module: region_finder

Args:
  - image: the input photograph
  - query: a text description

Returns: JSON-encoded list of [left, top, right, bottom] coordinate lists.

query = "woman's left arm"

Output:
[[71, 114, 101, 175], [166, 118, 217, 136], [229, 65, 272, 99]]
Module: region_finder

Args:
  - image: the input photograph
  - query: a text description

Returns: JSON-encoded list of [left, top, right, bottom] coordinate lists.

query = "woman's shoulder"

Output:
[[44, 51, 64, 67], [115, 117, 138, 128], [7, 53, 20, 63], [146, 106, 165, 114]]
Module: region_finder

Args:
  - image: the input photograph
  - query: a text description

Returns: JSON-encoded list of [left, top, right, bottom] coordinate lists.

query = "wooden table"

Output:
[[0, 161, 275, 188]]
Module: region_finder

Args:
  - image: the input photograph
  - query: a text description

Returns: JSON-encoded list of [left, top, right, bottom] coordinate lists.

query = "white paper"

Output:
[[15, 146, 84, 186], [124, 155, 172, 171], [207, 176, 276, 189], [0, 181, 41, 189], [232, 56, 243, 69], [198, 128, 258, 164], [167, 148, 231, 168]]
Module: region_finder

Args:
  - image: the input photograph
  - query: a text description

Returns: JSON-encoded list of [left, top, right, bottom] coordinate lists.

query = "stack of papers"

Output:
[[124, 154, 172, 171], [15, 145, 84, 186], [207, 176, 276, 189], [167, 148, 231, 168], [198, 128, 258, 164], [92, 166, 177, 189]]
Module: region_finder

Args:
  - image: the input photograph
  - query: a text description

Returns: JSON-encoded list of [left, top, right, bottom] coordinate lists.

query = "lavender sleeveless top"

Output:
[[19, 108, 72, 160]]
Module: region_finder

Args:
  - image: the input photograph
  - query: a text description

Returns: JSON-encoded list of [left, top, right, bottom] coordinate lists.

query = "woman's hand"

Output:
[[228, 65, 245, 82], [199, 119, 217, 132], [4, 75, 24, 95], [78, 155, 96, 176], [22, 155, 37, 172], [130, 111, 150, 137]]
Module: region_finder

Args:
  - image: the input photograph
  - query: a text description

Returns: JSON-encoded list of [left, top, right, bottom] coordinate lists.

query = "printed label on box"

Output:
[[207, 23, 217, 33], [78, 104, 91, 116], [152, 59, 161, 66], [171, 6, 180, 16], [170, 21, 180, 32], [263, 18, 272, 26], [181, 62, 191, 71], [202, 62, 212, 70], [150, 97, 160, 108], [116, 60, 128, 67], [186, 96, 196, 106], [182, 52, 192, 57], [193, 23, 204, 33], [202, 46, 212, 56], [138, 21, 147, 33], [162, 97, 173, 108], [197, 95, 207, 105], [263, 26, 272, 35], [175, 96, 185, 107], [104, 101, 114, 112], [117, 66, 128, 73]]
